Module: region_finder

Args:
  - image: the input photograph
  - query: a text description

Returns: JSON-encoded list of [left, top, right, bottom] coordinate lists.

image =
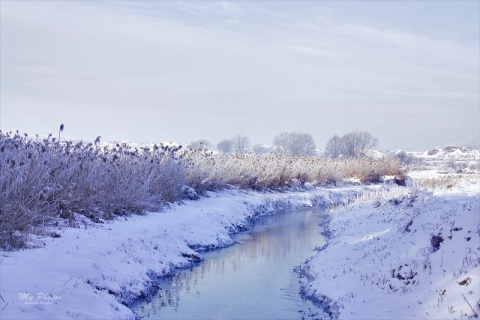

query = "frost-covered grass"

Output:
[[0, 132, 185, 249], [0, 131, 404, 250], [183, 150, 404, 191], [415, 174, 478, 190], [301, 168, 480, 319]]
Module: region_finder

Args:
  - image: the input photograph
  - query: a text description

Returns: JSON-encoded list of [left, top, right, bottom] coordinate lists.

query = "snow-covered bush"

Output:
[[392, 150, 419, 165]]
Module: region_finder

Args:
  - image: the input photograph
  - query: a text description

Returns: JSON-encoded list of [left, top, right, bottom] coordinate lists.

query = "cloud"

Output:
[[0, 1, 478, 150], [290, 45, 344, 58]]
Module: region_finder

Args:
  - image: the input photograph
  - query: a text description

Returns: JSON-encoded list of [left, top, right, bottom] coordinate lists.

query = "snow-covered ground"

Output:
[[417, 146, 480, 161], [0, 185, 374, 320], [410, 146, 480, 172], [302, 170, 480, 319], [1, 153, 479, 320]]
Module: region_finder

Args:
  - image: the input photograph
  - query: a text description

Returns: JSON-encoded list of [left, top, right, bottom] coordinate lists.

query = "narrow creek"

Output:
[[133, 208, 329, 319]]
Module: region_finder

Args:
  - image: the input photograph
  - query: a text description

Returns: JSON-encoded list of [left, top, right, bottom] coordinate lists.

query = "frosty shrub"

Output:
[[392, 151, 418, 165], [0, 131, 405, 249]]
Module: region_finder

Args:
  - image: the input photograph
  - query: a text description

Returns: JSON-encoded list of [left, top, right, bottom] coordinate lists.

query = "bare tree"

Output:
[[325, 130, 378, 158], [231, 134, 251, 153], [340, 130, 378, 158], [273, 131, 316, 156], [216, 139, 233, 153], [324, 134, 343, 158], [273, 132, 289, 153]]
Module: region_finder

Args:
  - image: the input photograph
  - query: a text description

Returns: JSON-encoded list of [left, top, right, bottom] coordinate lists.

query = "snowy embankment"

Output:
[[302, 174, 480, 319], [0, 185, 375, 320]]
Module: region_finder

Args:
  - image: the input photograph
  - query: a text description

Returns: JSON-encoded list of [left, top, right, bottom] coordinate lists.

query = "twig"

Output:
[[64, 276, 73, 286], [462, 293, 478, 318], [373, 251, 384, 266], [2, 302, 9, 310], [0, 294, 4, 303], [71, 276, 82, 294]]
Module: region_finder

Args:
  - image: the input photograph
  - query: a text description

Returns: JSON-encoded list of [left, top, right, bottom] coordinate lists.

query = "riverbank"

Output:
[[0, 184, 380, 320], [302, 173, 480, 319]]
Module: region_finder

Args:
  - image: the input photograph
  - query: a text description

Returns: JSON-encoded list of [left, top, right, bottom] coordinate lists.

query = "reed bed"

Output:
[[0, 131, 404, 249]]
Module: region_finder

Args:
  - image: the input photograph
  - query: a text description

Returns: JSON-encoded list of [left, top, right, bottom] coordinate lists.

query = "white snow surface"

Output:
[[417, 146, 480, 161], [1, 171, 479, 320], [0, 185, 371, 320], [302, 174, 480, 319]]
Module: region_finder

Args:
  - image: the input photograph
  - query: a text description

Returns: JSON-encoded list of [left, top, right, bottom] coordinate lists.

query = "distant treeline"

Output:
[[196, 130, 379, 158]]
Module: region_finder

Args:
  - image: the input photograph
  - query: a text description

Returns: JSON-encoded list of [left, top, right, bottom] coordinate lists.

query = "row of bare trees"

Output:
[[216, 135, 252, 154], [324, 131, 378, 158], [192, 130, 378, 158]]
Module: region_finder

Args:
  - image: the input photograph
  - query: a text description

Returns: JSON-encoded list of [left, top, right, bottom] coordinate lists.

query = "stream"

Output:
[[133, 208, 329, 319]]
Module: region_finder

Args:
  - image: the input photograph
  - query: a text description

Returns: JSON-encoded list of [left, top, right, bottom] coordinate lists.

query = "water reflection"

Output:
[[135, 209, 329, 319]]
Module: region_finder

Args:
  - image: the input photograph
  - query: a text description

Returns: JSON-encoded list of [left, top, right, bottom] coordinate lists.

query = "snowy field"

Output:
[[302, 169, 480, 319], [0, 149, 479, 319]]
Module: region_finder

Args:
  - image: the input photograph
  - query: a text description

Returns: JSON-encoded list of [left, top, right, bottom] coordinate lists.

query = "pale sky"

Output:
[[1, 1, 479, 150]]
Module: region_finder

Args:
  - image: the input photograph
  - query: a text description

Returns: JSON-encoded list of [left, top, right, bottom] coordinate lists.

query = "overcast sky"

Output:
[[1, 1, 479, 151]]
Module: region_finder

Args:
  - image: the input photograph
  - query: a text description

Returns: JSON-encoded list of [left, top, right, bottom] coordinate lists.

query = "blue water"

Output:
[[134, 208, 328, 319]]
